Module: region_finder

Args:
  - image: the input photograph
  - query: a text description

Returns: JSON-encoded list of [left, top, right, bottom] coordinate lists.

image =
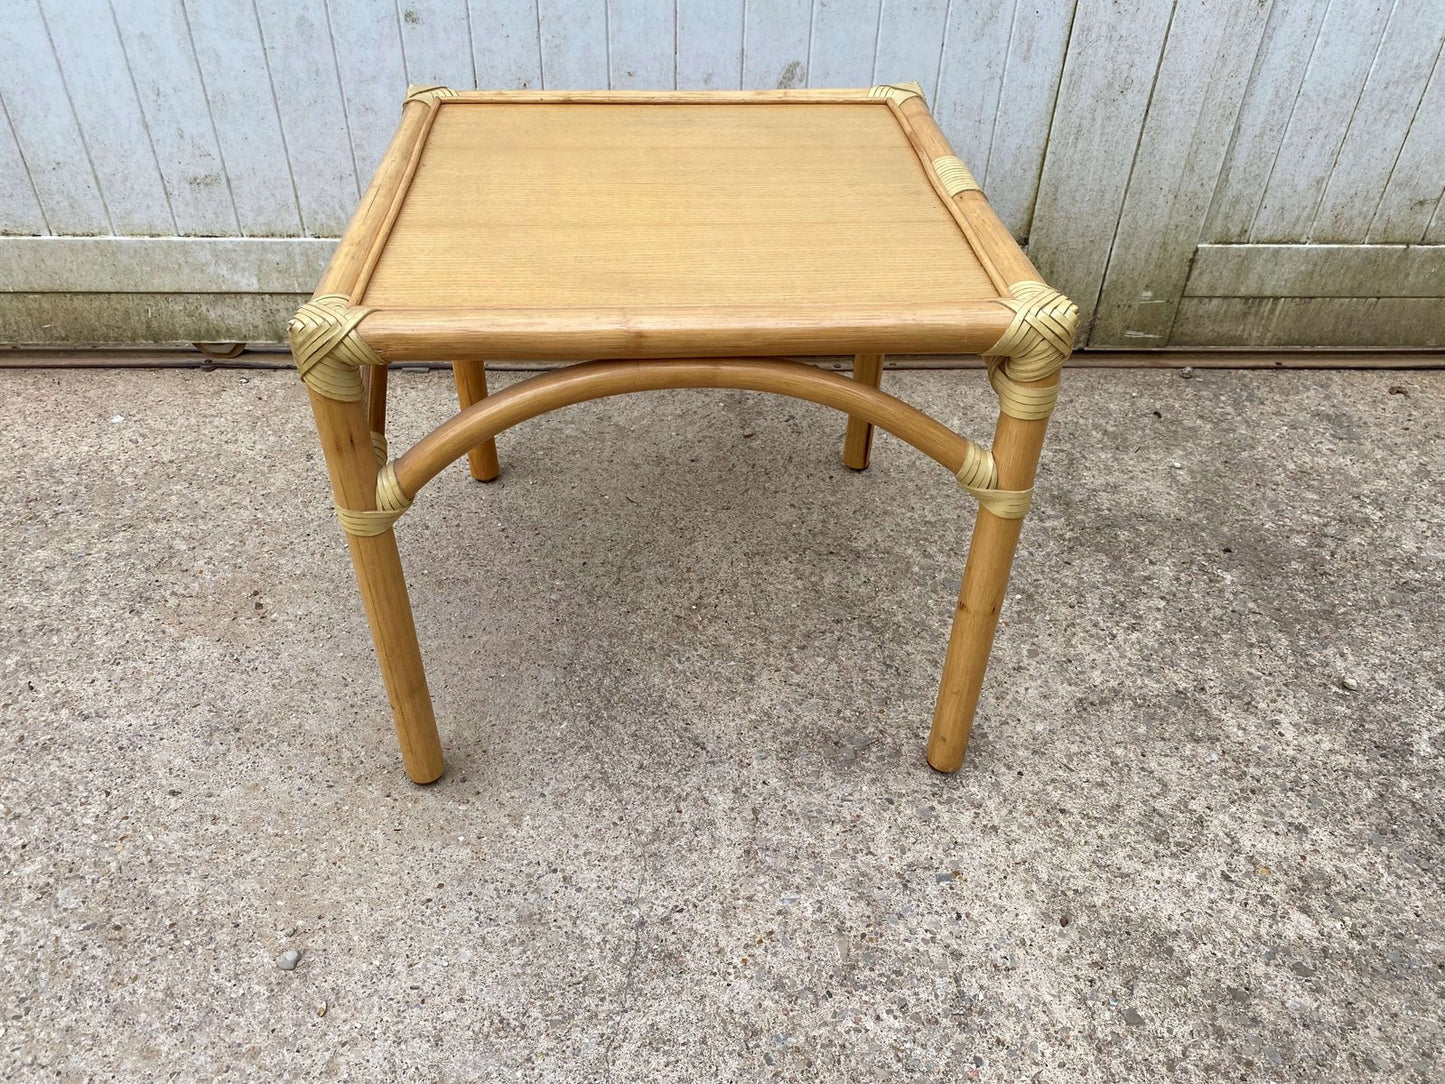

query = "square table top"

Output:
[[318, 87, 1044, 361]]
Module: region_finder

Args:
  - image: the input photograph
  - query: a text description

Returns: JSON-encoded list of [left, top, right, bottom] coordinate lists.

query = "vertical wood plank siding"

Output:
[[3, 0, 1444, 348], [1088, 0, 1274, 346], [1024, 0, 1175, 338], [0, 0, 1080, 241]]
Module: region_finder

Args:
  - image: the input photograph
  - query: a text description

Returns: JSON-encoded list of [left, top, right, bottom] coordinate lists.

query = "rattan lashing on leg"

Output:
[[288, 302, 442, 784], [927, 283, 1078, 772]]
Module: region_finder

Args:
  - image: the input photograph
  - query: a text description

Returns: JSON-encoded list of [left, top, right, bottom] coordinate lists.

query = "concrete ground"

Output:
[[1, 363, 1441, 1082]]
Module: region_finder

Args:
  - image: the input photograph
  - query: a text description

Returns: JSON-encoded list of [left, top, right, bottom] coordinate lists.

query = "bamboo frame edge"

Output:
[[349, 301, 1018, 361]]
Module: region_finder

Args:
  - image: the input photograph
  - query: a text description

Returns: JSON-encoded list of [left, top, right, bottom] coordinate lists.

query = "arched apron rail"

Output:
[[393, 357, 976, 499]]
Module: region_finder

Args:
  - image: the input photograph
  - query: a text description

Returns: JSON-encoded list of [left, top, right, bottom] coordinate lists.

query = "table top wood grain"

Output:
[[324, 89, 1035, 361]]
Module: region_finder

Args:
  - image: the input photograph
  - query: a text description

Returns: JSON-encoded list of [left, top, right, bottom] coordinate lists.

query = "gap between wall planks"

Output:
[[1, 350, 1442, 371]]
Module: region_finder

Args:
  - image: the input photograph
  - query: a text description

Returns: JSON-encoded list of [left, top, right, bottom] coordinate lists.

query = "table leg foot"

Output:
[[926, 507, 1022, 772], [926, 403, 1052, 771], [347, 529, 445, 783]]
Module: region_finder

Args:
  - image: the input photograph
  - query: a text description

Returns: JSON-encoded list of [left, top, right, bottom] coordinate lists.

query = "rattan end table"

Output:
[[289, 84, 1077, 784]]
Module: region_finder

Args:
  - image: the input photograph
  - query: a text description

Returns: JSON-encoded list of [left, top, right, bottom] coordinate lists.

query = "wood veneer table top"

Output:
[[327, 90, 1033, 360], [364, 101, 995, 310]]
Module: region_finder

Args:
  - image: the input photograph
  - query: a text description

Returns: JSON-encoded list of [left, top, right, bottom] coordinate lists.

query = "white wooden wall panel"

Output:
[[109, 0, 238, 235], [983, 4, 1075, 241], [1310, 0, 1445, 243], [1242, 0, 1393, 244], [1024, 0, 1175, 340], [0, 100, 47, 235], [1201, 0, 1329, 245], [1168, 0, 1445, 346], [0, 1, 110, 235], [676, 0, 745, 89], [326, 0, 411, 181], [608, 0, 675, 88], [874, 0, 949, 102], [1186, 244, 1445, 299], [470, 0, 545, 89], [740, 0, 812, 89], [807, 0, 882, 88], [397, 0, 480, 87], [42, 2, 175, 234], [3, 0, 1444, 348], [1371, 48, 1445, 243], [1428, 194, 1445, 244], [538, 0, 609, 87], [1170, 297, 1445, 349], [1089, 0, 1274, 346], [931, 0, 1015, 191], [255, 0, 363, 234], [182, 0, 302, 236]]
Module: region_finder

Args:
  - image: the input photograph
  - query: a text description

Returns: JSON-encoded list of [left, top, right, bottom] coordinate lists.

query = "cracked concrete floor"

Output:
[[1, 364, 1442, 1082]]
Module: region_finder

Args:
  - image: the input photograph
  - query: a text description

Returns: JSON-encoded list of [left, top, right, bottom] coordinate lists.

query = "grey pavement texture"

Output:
[[1, 364, 1442, 1082]]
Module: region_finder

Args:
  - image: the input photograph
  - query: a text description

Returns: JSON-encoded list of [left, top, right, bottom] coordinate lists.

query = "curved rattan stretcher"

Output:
[[289, 84, 1078, 784]]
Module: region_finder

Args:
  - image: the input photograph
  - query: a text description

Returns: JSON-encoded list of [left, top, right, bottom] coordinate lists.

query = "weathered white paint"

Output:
[[741, 0, 811, 90], [0, 2, 109, 235], [808, 0, 882, 88], [1204, 0, 1445, 249], [1202, 0, 1330, 246], [1026, 0, 1176, 342], [1185, 244, 1445, 300], [2, 0, 1443, 348], [1171, 297, 1445, 349], [398, 0, 477, 88], [677, 0, 745, 89], [931, 0, 1015, 188], [0, 106, 45, 235], [874, 0, 949, 103], [327, 0, 412, 182], [256, 0, 365, 234], [538, 0, 608, 87], [1373, 49, 1445, 243], [1309, 0, 1445, 243], [110, 0, 239, 235], [473, 0, 546, 91], [1089, 0, 1274, 346], [609, 0, 674, 89], [40, 1, 175, 234], [981, 5, 1074, 242], [0, 237, 336, 292], [184, 0, 303, 237], [1092, 0, 1445, 347], [1247, 0, 1395, 244]]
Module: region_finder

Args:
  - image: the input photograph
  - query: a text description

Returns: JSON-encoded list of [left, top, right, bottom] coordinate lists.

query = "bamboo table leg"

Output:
[[926, 387, 1054, 773], [452, 359, 501, 481], [306, 387, 445, 784], [842, 352, 885, 469]]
